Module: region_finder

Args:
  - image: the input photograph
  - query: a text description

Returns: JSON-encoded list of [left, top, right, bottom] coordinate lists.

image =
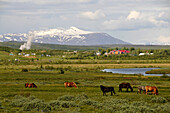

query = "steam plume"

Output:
[[19, 33, 34, 50]]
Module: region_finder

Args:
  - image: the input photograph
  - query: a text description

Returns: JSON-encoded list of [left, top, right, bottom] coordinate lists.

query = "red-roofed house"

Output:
[[109, 50, 130, 55]]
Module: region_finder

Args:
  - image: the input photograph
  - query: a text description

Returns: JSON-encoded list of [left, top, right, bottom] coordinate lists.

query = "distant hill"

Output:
[[0, 27, 130, 45], [0, 41, 170, 51]]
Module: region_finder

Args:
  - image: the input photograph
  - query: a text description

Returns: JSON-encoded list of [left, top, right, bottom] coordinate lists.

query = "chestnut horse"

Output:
[[145, 86, 158, 95], [64, 82, 77, 88], [25, 83, 37, 88], [119, 83, 133, 92]]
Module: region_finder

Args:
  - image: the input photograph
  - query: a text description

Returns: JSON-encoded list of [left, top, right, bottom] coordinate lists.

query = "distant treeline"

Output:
[[0, 41, 170, 50]]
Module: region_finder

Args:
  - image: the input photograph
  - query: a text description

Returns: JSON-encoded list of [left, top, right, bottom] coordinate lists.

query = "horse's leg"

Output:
[[111, 91, 113, 96], [119, 88, 122, 92], [146, 89, 148, 95], [126, 88, 128, 92], [113, 90, 116, 94]]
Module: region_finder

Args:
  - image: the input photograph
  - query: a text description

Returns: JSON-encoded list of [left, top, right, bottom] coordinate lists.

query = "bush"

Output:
[[21, 99, 51, 112], [58, 95, 76, 101], [60, 101, 78, 108], [76, 93, 89, 101], [0, 101, 3, 109], [21, 68, 28, 72], [150, 96, 168, 103], [10, 95, 29, 107], [60, 69, 64, 74], [79, 99, 97, 106], [49, 100, 60, 110]]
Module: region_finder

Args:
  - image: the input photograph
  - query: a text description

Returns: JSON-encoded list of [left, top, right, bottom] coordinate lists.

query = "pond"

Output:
[[102, 68, 170, 76]]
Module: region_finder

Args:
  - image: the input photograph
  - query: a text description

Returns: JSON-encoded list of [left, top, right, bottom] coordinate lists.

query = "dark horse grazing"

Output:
[[119, 83, 133, 92], [25, 83, 37, 88], [145, 86, 158, 95], [100, 85, 116, 96], [137, 86, 146, 94]]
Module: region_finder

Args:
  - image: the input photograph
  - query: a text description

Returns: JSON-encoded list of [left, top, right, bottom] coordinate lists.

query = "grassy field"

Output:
[[0, 63, 170, 112], [0, 45, 170, 112]]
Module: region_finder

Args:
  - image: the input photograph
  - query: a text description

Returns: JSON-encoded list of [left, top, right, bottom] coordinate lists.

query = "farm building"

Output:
[[96, 52, 101, 56], [109, 50, 130, 55], [139, 53, 154, 56]]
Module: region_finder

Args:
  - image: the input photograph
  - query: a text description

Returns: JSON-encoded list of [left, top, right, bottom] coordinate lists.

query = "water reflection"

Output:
[[102, 68, 170, 76]]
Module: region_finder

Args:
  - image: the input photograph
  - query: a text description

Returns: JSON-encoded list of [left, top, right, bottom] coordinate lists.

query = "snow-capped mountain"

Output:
[[0, 27, 130, 45]]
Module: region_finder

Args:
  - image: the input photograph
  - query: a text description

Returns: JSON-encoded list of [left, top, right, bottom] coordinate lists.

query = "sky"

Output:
[[0, 0, 170, 44]]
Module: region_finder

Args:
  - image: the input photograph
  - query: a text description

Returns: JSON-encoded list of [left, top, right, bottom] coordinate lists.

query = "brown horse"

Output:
[[145, 86, 158, 95], [119, 83, 133, 92], [64, 82, 77, 88], [25, 83, 37, 88]]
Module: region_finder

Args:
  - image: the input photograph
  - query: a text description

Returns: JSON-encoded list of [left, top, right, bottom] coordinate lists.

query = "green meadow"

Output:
[[0, 64, 170, 113], [0, 46, 170, 112]]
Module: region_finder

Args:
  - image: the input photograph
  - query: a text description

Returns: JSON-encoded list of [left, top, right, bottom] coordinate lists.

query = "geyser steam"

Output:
[[19, 33, 34, 50]]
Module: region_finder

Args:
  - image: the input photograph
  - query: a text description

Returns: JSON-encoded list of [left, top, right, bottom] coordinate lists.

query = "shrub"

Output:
[[150, 96, 168, 103], [76, 93, 89, 101], [21, 99, 51, 112], [0, 101, 3, 109], [60, 101, 78, 108], [21, 68, 28, 72], [60, 69, 64, 74], [49, 100, 60, 110], [103, 98, 128, 105], [79, 99, 97, 106], [58, 95, 76, 101], [10, 95, 29, 107]]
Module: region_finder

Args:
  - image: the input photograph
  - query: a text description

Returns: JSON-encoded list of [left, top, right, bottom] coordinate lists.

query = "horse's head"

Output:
[[72, 82, 77, 88], [25, 83, 28, 88], [100, 85, 104, 88]]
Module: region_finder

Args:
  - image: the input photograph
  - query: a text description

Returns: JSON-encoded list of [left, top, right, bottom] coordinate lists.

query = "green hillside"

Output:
[[0, 41, 170, 50]]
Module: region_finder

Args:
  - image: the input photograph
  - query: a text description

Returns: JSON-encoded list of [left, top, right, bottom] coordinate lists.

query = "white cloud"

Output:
[[156, 35, 170, 43], [127, 11, 140, 20], [1, 0, 91, 4], [79, 10, 105, 20], [103, 10, 170, 31]]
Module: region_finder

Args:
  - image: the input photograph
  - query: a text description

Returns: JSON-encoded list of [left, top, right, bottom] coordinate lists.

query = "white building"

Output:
[[139, 53, 154, 56]]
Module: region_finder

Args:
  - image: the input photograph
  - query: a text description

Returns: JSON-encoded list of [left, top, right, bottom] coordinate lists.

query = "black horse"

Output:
[[119, 83, 133, 92], [100, 85, 116, 96]]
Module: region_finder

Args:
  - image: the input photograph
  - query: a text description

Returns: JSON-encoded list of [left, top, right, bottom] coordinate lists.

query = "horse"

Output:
[[119, 83, 133, 92], [137, 86, 146, 94], [145, 86, 158, 95], [64, 82, 77, 88], [25, 83, 37, 88], [100, 85, 116, 96]]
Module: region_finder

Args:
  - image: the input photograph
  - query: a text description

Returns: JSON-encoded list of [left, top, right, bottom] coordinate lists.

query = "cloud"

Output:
[[102, 10, 170, 31], [79, 10, 105, 20], [156, 35, 170, 43], [1, 0, 91, 4], [127, 11, 140, 20]]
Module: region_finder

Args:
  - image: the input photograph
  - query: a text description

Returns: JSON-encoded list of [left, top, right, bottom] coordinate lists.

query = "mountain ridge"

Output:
[[0, 27, 130, 45]]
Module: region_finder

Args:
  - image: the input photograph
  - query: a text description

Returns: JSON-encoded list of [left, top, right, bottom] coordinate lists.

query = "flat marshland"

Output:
[[0, 47, 170, 112]]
